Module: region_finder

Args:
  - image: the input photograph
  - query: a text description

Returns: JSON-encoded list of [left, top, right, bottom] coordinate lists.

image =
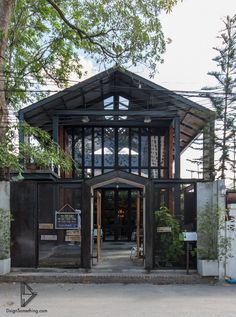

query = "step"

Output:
[[0, 269, 215, 285]]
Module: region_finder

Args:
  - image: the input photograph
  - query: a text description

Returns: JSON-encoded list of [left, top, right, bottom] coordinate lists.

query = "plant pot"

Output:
[[0, 258, 11, 275], [197, 259, 218, 276]]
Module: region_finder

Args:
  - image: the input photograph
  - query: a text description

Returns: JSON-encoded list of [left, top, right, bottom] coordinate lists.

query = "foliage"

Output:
[[0, 209, 11, 260], [0, 123, 75, 173], [154, 205, 184, 264], [5, 0, 180, 109], [203, 15, 236, 180], [197, 203, 232, 261]]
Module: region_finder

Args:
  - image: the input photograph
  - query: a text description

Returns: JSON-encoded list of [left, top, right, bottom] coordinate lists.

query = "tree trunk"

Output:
[[0, 0, 14, 139]]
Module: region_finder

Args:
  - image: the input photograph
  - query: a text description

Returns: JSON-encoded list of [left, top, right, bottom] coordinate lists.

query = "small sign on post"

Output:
[[182, 232, 197, 241], [179, 232, 197, 275]]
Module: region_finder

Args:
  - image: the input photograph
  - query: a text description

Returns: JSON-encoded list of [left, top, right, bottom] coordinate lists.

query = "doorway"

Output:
[[93, 187, 144, 270], [97, 188, 143, 242]]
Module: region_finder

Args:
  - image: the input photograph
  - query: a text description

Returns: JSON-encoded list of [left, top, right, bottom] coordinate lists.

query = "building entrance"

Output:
[[93, 187, 144, 269], [95, 188, 143, 242]]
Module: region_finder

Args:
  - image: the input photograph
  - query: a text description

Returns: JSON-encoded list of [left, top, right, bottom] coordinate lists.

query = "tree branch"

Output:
[[45, 0, 121, 59]]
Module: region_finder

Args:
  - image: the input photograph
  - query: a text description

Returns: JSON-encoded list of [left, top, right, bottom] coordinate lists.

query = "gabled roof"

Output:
[[19, 67, 214, 151]]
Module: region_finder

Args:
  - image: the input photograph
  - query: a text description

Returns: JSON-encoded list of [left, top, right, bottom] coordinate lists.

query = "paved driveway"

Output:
[[1, 283, 236, 317]]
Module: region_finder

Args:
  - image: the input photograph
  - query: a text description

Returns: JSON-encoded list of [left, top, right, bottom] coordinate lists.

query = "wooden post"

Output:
[[136, 193, 140, 256], [174, 117, 180, 179], [96, 191, 102, 262], [52, 116, 59, 174], [169, 126, 174, 178]]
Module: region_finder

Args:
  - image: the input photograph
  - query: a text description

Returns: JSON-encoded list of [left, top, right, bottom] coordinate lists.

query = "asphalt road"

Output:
[[1, 283, 236, 317]]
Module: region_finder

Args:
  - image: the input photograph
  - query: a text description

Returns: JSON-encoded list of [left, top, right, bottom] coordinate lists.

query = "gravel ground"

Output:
[[1, 283, 236, 317]]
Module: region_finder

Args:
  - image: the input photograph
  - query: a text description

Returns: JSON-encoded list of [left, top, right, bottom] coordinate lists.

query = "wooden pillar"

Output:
[[53, 116, 59, 144], [174, 117, 180, 178], [203, 119, 215, 180], [174, 117, 181, 218], [81, 182, 91, 269], [169, 126, 174, 178], [145, 180, 154, 270], [53, 116, 59, 174]]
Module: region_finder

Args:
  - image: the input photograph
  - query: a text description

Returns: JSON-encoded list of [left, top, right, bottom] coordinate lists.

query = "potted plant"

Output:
[[154, 205, 184, 267], [0, 208, 11, 274], [197, 203, 232, 276]]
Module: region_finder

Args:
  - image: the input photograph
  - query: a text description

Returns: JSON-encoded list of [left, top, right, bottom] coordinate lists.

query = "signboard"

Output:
[[181, 232, 197, 241], [65, 235, 81, 242], [39, 223, 54, 230], [41, 235, 57, 241], [66, 229, 81, 236], [157, 226, 172, 233], [55, 211, 80, 229]]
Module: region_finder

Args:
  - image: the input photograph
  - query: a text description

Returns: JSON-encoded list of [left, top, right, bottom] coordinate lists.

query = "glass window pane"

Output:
[[160, 168, 168, 178], [65, 128, 72, 156], [84, 128, 92, 167], [151, 135, 159, 167], [131, 169, 139, 175], [118, 128, 129, 167], [131, 128, 139, 167], [74, 128, 82, 165], [104, 128, 115, 167], [141, 128, 149, 167], [94, 128, 102, 167], [151, 169, 159, 178], [160, 135, 165, 167], [94, 169, 102, 176], [141, 169, 149, 178]]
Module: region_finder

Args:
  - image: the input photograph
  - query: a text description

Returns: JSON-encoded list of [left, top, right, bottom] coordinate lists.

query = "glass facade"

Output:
[[65, 126, 169, 179]]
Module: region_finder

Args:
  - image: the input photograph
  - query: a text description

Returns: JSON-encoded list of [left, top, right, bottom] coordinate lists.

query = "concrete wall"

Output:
[[196, 180, 225, 278], [0, 181, 10, 210], [224, 207, 236, 279], [0, 181, 11, 263]]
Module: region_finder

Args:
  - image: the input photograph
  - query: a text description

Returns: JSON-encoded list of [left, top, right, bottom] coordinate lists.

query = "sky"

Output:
[[140, 0, 236, 180]]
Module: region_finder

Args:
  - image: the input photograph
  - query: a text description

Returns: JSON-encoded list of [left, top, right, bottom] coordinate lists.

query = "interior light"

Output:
[[144, 116, 151, 123], [81, 116, 90, 123]]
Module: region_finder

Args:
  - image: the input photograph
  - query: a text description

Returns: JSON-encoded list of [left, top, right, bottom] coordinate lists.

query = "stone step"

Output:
[[0, 270, 215, 285]]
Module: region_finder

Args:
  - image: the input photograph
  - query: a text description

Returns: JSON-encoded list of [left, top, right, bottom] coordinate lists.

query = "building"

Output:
[[11, 67, 214, 270]]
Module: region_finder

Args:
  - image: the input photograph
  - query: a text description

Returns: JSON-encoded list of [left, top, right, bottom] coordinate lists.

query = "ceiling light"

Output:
[[81, 116, 90, 123], [144, 116, 151, 123]]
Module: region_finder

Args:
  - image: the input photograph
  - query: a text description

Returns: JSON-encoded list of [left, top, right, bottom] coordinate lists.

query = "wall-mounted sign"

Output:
[[41, 235, 57, 241], [55, 211, 80, 229], [181, 232, 197, 241], [39, 223, 54, 230], [65, 235, 81, 242], [66, 229, 81, 236], [157, 226, 172, 233]]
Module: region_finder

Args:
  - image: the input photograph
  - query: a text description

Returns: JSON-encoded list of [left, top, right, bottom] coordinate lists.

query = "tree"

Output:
[[203, 15, 236, 180], [2, 0, 181, 112], [0, 0, 181, 173]]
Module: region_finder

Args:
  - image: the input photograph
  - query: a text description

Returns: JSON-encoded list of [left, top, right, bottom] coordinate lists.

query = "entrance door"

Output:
[[100, 188, 142, 242]]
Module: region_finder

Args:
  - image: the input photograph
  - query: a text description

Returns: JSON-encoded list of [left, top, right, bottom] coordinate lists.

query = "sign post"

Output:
[[180, 232, 197, 275]]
